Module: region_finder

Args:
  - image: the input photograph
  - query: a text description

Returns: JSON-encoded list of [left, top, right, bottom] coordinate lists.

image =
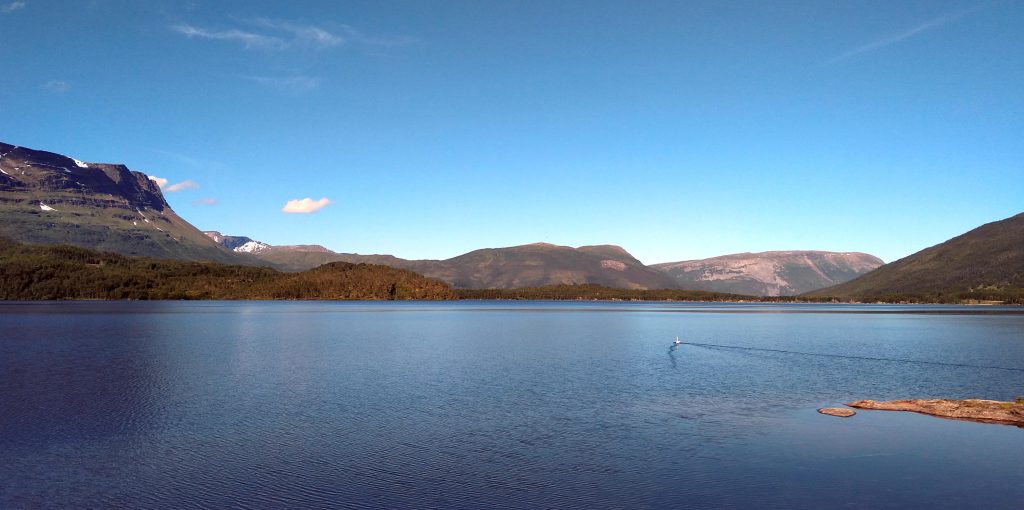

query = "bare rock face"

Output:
[[653, 251, 884, 296], [848, 399, 1024, 427], [818, 407, 856, 418]]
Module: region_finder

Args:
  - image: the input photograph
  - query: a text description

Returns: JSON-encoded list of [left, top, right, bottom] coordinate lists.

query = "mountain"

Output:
[[0, 236, 455, 300], [206, 234, 681, 289], [418, 243, 680, 289], [203, 231, 334, 267], [0, 141, 242, 263], [807, 212, 1024, 301], [652, 251, 884, 296], [202, 231, 262, 251]]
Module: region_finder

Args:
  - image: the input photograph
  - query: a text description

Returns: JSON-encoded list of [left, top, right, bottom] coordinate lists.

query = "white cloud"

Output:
[[193, 197, 218, 206], [827, 7, 981, 64], [282, 197, 331, 214], [244, 75, 321, 92], [41, 80, 70, 93], [1, 2, 24, 14], [165, 179, 199, 192], [148, 176, 198, 193]]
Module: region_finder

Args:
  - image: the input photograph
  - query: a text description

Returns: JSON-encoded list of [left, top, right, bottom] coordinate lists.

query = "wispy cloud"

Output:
[[250, 18, 344, 49], [41, 80, 70, 93], [170, 18, 411, 52], [244, 75, 321, 93], [282, 197, 331, 214], [827, 7, 981, 64], [148, 175, 198, 193], [171, 24, 284, 50], [1, 1, 24, 14], [193, 198, 218, 206]]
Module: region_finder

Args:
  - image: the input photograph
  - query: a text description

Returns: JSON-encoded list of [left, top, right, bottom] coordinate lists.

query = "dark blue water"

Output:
[[2, 301, 1023, 509]]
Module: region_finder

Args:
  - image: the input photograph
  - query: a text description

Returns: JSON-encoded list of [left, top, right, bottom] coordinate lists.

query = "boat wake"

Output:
[[683, 341, 1024, 373]]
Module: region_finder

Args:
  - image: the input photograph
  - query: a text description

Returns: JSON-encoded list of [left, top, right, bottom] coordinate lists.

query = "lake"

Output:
[[2, 301, 1023, 509]]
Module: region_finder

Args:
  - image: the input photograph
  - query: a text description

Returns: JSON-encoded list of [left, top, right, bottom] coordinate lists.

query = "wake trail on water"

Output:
[[684, 341, 1024, 373]]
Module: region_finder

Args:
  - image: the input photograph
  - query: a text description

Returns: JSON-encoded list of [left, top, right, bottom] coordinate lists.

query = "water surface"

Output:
[[2, 301, 1023, 508]]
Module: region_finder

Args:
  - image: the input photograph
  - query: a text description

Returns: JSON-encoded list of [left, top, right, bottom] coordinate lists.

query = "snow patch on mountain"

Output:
[[39, 203, 56, 211], [235, 240, 271, 253], [73, 158, 89, 168]]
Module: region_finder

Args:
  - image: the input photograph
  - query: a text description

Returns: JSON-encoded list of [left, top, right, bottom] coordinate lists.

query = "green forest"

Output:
[[456, 284, 864, 302], [0, 237, 455, 300]]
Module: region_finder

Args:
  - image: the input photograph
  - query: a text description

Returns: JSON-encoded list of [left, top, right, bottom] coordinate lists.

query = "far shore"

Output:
[[2, 298, 1023, 308]]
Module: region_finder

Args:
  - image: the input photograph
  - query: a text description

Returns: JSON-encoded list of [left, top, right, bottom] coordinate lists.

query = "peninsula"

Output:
[[848, 399, 1024, 427]]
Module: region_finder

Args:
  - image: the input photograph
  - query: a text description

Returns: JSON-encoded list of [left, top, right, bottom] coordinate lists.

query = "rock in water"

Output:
[[847, 399, 1024, 427], [818, 407, 856, 418]]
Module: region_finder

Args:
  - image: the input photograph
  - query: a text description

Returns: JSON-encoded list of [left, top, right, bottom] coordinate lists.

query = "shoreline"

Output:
[[1, 299, 1022, 311]]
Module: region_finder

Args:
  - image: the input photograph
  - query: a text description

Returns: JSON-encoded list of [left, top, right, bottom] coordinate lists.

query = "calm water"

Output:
[[2, 301, 1023, 509]]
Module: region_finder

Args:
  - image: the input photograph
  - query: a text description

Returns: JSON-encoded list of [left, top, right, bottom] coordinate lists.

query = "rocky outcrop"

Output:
[[818, 407, 856, 418], [848, 399, 1024, 427], [653, 251, 884, 296]]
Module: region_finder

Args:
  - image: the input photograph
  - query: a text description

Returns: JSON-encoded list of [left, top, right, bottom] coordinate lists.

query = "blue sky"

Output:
[[1, 0, 1021, 263]]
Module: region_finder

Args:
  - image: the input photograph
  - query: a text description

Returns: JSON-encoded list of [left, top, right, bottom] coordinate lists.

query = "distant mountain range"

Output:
[[653, 251, 883, 296], [807, 212, 1024, 301], [206, 231, 880, 294], [14, 140, 1017, 301], [0, 142, 241, 263], [204, 234, 683, 290]]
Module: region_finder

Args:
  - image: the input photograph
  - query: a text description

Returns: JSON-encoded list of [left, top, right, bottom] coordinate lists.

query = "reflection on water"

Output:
[[1, 301, 1023, 509]]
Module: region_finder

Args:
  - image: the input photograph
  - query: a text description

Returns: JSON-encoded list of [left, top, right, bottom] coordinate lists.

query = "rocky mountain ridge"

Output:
[[0, 141, 241, 263]]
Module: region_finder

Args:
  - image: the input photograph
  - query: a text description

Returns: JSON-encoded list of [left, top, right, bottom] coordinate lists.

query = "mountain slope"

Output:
[[0, 142, 242, 263], [435, 243, 679, 289], [807, 212, 1024, 300], [653, 251, 883, 296], [206, 234, 680, 289]]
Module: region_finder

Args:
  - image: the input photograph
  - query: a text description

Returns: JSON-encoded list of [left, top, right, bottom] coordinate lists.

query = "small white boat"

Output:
[[673, 336, 683, 345]]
